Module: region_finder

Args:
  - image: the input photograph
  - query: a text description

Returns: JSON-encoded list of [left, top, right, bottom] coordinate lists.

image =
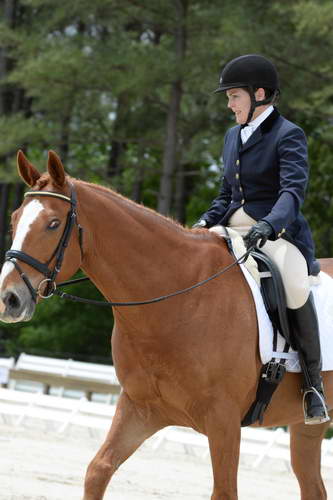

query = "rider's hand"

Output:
[[243, 220, 273, 250]]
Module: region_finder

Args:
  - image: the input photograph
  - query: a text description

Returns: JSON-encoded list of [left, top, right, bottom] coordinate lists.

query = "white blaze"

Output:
[[0, 199, 44, 291]]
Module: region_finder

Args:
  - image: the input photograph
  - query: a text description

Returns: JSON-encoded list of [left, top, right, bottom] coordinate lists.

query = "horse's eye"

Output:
[[48, 219, 60, 230]]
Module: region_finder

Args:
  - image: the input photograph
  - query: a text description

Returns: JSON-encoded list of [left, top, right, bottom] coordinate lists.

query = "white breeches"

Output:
[[228, 208, 310, 309]]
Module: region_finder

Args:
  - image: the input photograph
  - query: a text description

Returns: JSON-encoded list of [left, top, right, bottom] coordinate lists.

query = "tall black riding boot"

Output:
[[288, 292, 330, 425]]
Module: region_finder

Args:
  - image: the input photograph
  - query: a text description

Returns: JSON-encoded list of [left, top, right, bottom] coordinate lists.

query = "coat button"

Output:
[[236, 160, 240, 166], [235, 173, 239, 179], [241, 198, 245, 205]]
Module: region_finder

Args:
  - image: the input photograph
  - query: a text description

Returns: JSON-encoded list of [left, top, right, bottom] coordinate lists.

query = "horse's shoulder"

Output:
[[318, 258, 333, 278]]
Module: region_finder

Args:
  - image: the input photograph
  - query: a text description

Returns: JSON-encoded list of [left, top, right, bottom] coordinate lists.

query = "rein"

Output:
[[5, 185, 251, 307], [54, 249, 251, 307]]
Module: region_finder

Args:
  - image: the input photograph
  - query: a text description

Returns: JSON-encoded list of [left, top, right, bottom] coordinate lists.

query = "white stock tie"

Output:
[[241, 124, 254, 144]]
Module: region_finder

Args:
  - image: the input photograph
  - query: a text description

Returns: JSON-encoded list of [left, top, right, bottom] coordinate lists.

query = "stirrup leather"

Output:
[[302, 387, 330, 425]]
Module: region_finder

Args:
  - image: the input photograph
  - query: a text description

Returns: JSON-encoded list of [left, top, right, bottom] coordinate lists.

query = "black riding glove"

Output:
[[243, 221, 273, 250]]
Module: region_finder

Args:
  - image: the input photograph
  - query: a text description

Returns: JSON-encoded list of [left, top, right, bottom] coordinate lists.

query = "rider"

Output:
[[194, 54, 329, 425]]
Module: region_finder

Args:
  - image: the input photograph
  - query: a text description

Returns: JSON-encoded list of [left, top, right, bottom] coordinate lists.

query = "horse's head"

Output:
[[0, 151, 83, 323]]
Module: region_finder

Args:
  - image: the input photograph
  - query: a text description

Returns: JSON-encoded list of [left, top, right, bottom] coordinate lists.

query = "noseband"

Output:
[[5, 185, 83, 302]]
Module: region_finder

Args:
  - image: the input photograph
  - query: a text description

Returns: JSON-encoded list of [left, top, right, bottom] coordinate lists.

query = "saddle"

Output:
[[251, 249, 320, 349], [241, 249, 321, 426], [211, 225, 322, 425], [239, 249, 290, 426], [252, 249, 293, 346], [220, 231, 321, 426]]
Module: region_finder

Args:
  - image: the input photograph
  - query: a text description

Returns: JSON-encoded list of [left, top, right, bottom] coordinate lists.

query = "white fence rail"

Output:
[[2, 353, 333, 471], [2, 386, 333, 471], [8, 353, 121, 400], [151, 425, 333, 470], [0, 387, 116, 433]]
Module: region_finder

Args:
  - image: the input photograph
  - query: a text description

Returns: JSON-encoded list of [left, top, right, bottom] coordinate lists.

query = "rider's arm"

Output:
[[261, 126, 308, 239]]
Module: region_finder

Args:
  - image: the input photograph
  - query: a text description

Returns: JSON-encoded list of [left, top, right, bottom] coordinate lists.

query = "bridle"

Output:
[[5, 185, 83, 302], [5, 184, 251, 308]]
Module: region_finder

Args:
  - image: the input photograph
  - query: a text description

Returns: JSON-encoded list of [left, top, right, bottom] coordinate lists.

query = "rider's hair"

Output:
[[247, 87, 278, 104]]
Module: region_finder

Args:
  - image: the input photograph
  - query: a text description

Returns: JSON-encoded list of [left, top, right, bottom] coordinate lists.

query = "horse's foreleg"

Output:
[[289, 413, 331, 500], [83, 391, 164, 500], [206, 403, 241, 500]]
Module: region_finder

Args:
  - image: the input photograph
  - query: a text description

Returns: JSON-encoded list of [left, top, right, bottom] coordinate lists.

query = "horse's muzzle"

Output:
[[0, 284, 36, 323]]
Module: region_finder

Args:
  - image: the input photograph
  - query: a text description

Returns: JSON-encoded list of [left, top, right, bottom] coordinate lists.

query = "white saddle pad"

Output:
[[241, 265, 333, 373], [209, 225, 333, 373]]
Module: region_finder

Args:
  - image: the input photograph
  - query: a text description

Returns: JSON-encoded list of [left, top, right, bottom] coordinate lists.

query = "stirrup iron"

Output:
[[302, 386, 330, 425]]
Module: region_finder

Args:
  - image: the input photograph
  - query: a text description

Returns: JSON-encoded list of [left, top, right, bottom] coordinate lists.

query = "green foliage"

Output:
[[1, 278, 113, 362], [304, 138, 333, 258]]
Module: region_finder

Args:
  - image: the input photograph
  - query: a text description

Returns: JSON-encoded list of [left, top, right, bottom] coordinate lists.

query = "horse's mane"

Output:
[[79, 178, 183, 229], [35, 173, 211, 241], [76, 178, 213, 241]]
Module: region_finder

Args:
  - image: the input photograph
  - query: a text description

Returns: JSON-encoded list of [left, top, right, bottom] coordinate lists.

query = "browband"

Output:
[[24, 191, 72, 203]]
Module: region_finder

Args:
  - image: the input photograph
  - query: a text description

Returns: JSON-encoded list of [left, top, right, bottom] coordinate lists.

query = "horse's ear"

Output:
[[17, 150, 41, 187], [47, 150, 66, 187]]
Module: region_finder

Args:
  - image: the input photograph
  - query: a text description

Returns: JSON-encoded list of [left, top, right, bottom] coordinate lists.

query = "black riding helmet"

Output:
[[214, 54, 280, 124]]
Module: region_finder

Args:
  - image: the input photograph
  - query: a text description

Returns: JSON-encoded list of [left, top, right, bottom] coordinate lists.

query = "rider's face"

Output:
[[226, 87, 268, 124], [226, 88, 251, 125]]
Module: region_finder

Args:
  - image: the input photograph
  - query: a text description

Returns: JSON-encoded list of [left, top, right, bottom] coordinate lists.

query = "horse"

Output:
[[0, 150, 333, 500]]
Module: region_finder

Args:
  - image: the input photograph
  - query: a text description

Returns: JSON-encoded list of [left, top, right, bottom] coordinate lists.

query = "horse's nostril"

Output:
[[4, 291, 21, 310]]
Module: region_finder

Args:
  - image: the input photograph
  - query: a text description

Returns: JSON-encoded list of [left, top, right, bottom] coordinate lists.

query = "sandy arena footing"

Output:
[[1, 422, 333, 499]]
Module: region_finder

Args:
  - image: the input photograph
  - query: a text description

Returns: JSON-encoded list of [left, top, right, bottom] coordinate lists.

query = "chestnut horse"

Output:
[[1, 150, 333, 500]]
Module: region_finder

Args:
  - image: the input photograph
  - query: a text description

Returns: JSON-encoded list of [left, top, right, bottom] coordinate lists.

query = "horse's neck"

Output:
[[75, 181, 209, 303]]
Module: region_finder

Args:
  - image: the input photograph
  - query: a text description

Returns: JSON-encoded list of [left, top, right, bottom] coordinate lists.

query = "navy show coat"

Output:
[[201, 108, 316, 273]]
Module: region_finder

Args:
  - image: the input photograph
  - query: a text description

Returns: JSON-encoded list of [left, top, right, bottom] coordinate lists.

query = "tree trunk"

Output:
[[0, 1, 32, 166], [107, 140, 125, 179], [174, 161, 186, 223], [0, 182, 24, 266], [157, 0, 187, 215], [0, 0, 18, 115], [12, 182, 25, 210], [59, 109, 72, 163], [106, 92, 129, 180], [0, 183, 11, 267], [131, 148, 146, 203]]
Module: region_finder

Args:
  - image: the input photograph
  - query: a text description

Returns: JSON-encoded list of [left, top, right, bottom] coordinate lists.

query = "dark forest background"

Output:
[[1, 0, 333, 362]]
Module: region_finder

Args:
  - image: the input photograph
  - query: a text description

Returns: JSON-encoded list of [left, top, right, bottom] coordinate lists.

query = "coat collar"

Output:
[[238, 107, 280, 152], [260, 107, 280, 133]]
